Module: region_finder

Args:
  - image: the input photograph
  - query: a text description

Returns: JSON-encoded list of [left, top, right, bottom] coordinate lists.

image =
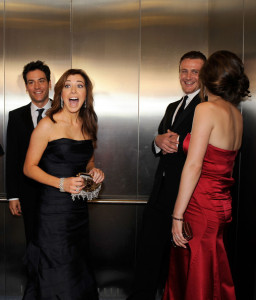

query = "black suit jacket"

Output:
[[6, 102, 44, 243], [6, 103, 40, 202], [148, 93, 201, 213]]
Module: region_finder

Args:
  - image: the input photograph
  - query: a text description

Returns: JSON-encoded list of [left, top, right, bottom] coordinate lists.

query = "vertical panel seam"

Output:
[[137, 0, 141, 199], [70, 0, 73, 68], [135, 0, 142, 265]]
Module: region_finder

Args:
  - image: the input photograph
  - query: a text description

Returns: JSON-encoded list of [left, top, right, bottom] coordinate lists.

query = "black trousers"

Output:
[[127, 179, 174, 300]]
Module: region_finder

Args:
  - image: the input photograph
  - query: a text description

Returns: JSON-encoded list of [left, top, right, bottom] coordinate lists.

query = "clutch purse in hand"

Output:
[[171, 220, 193, 247], [182, 221, 193, 241], [71, 172, 102, 201]]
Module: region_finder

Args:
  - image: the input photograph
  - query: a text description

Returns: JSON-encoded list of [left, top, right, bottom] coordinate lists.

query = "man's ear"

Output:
[[49, 80, 52, 89]]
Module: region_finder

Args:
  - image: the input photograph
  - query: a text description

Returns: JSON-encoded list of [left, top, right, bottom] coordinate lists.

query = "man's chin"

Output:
[[31, 98, 49, 105], [182, 87, 197, 94]]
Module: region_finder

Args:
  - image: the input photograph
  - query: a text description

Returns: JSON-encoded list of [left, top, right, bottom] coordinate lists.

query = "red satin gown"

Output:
[[162, 133, 237, 300]]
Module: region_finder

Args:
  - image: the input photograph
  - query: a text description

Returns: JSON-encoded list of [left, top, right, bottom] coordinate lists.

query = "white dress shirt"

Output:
[[31, 100, 52, 128]]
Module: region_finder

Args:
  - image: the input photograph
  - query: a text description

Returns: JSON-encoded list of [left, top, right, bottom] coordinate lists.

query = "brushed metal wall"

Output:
[[0, 0, 208, 199]]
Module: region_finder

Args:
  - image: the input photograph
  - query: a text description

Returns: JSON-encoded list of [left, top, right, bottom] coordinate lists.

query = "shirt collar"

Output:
[[183, 89, 200, 102], [31, 99, 51, 113]]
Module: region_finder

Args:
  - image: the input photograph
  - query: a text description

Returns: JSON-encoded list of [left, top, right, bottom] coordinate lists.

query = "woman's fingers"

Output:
[[89, 168, 104, 184]]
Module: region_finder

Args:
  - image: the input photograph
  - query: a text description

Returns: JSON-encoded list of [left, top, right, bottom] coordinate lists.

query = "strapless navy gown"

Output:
[[23, 138, 98, 300]]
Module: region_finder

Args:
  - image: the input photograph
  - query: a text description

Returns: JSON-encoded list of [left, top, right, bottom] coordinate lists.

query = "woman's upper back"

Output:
[[206, 97, 243, 151]]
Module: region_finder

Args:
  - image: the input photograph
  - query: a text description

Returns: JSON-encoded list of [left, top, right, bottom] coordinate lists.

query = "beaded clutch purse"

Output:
[[71, 172, 101, 201]]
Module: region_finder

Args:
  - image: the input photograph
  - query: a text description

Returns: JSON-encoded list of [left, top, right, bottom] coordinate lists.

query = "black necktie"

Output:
[[173, 95, 188, 126], [36, 108, 44, 124]]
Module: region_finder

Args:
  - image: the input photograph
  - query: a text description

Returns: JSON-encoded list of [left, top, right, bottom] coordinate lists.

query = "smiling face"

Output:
[[61, 74, 86, 113], [25, 69, 51, 107], [179, 58, 205, 94]]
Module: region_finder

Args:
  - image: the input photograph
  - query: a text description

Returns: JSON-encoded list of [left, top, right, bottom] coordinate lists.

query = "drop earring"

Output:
[[61, 97, 64, 108], [84, 100, 87, 109]]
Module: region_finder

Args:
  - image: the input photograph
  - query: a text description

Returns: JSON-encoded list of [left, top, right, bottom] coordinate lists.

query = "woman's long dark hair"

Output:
[[47, 69, 98, 141]]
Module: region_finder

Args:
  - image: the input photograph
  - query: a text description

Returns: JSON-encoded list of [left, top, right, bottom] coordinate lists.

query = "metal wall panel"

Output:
[[72, 0, 140, 198], [4, 0, 72, 115], [139, 0, 208, 195], [208, 0, 243, 55]]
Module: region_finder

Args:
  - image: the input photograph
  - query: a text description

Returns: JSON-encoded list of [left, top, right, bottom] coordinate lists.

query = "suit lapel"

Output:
[[165, 100, 181, 131], [21, 103, 34, 134], [171, 94, 201, 131]]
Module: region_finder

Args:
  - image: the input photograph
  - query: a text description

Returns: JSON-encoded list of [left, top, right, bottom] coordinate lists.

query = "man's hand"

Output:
[[155, 130, 179, 154], [9, 199, 22, 216]]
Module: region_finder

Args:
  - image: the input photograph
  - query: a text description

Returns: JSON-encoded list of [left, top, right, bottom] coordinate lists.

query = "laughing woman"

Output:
[[23, 69, 104, 299]]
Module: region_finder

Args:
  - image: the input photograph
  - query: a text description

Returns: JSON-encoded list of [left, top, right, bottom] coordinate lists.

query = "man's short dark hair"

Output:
[[179, 51, 207, 67], [23, 60, 51, 84]]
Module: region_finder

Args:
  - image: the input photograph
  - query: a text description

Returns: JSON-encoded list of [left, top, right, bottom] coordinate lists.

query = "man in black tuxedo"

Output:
[[6, 60, 52, 244], [128, 51, 206, 300]]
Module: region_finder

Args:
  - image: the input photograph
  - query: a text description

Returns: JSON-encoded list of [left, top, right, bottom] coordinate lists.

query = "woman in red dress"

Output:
[[162, 51, 250, 300]]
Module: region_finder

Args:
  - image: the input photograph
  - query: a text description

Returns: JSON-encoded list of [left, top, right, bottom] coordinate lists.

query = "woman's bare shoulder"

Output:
[[36, 116, 55, 131], [194, 101, 217, 118]]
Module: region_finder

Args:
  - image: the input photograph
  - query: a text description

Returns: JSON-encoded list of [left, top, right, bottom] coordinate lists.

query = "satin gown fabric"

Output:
[[162, 133, 237, 300], [23, 138, 98, 300]]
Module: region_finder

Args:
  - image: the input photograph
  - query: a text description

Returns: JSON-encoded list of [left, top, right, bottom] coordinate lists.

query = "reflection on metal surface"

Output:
[[0, 0, 208, 199], [72, 0, 140, 196], [208, 0, 243, 56]]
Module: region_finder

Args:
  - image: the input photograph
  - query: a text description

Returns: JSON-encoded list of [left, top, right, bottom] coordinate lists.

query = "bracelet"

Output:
[[171, 215, 184, 221], [59, 178, 65, 192]]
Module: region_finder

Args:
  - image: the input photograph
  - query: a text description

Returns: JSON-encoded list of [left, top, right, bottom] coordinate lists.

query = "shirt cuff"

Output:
[[154, 140, 161, 153], [9, 198, 19, 201]]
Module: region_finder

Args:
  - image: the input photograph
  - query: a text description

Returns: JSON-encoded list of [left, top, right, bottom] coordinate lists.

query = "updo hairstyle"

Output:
[[200, 50, 250, 105]]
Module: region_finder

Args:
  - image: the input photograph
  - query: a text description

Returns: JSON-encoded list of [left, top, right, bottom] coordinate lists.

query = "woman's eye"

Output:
[[78, 84, 84, 88], [64, 84, 70, 88]]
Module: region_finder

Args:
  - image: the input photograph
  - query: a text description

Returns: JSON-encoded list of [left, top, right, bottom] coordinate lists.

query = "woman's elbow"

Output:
[[186, 162, 202, 175], [23, 163, 32, 177], [23, 164, 28, 177]]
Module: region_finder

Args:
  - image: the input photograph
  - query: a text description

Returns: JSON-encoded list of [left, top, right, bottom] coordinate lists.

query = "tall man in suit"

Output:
[[128, 51, 206, 300], [6, 60, 52, 244]]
